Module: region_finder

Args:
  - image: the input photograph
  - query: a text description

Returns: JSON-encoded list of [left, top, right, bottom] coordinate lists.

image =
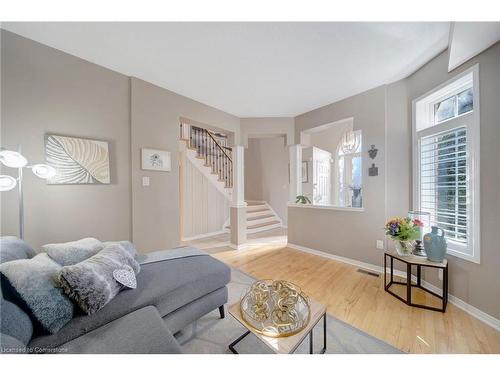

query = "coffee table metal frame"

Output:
[[228, 311, 327, 354]]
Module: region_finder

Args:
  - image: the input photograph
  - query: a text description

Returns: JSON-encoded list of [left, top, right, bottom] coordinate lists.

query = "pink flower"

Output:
[[413, 219, 424, 227]]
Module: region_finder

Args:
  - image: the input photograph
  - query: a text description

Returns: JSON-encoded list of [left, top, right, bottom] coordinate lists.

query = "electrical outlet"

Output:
[[376, 240, 384, 250], [438, 269, 443, 281], [142, 176, 150, 187]]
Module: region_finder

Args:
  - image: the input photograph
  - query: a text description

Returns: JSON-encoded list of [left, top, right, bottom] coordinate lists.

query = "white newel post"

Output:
[[289, 144, 302, 202], [230, 145, 247, 249]]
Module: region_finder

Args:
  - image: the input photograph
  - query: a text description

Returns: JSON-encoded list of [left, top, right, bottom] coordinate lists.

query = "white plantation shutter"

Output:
[[419, 127, 468, 243], [413, 65, 479, 263]]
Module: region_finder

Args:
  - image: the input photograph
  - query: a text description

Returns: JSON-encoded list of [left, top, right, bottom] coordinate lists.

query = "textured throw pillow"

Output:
[[102, 240, 137, 258], [58, 244, 140, 315], [42, 237, 103, 266], [0, 253, 75, 334], [0, 236, 36, 264], [0, 298, 33, 345]]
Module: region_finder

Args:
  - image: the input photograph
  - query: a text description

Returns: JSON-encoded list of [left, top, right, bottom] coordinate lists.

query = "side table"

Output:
[[384, 251, 448, 312], [228, 298, 327, 354]]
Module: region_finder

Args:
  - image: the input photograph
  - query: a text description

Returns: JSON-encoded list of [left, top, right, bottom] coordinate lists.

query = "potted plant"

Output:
[[295, 195, 312, 204], [384, 217, 423, 256]]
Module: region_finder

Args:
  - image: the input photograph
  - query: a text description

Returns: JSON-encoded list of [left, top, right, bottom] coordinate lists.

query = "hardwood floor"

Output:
[[187, 229, 500, 353]]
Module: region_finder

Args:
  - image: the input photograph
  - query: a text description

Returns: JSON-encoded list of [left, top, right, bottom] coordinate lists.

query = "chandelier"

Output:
[[341, 130, 360, 154]]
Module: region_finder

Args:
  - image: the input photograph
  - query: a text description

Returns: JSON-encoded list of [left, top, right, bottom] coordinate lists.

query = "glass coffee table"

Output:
[[228, 280, 327, 354]]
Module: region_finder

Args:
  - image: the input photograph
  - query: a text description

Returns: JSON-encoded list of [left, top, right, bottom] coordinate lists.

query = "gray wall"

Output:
[[388, 44, 500, 319], [0, 30, 240, 253], [1, 30, 132, 250], [289, 86, 387, 266], [240, 117, 294, 146], [245, 137, 289, 225], [305, 120, 352, 155], [130, 78, 239, 251]]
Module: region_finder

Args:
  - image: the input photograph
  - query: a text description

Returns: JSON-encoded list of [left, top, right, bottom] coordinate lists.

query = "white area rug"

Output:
[[177, 268, 402, 354]]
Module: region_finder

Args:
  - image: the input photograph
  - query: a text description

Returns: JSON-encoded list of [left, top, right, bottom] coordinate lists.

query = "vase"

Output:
[[394, 240, 413, 256], [351, 192, 362, 208], [424, 226, 447, 262]]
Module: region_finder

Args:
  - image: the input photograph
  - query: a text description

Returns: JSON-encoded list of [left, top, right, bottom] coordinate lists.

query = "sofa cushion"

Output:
[[58, 244, 140, 314], [57, 306, 181, 354], [163, 286, 228, 334], [41, 237, 103, 266], [0, 333, 26, 353], [0, 298, 33, 345], [42, 237, 104, 266], [0, 237, 36, 264], [28, 254, 230, 349], [0, 253, 74, 334]]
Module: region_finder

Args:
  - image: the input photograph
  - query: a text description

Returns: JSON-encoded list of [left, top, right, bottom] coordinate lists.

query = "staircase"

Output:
[[180, 123, 233, 190], [225, 201, 283, 234], [180, 123, 282, 235]]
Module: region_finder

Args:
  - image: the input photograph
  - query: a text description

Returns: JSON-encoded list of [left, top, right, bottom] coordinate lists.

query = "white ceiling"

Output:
[[2, 22, 450, 117]]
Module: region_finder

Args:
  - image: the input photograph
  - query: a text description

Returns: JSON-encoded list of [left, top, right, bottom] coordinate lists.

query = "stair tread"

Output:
[[247, 220, 280, 229], [246, 214, 274, 221], [225, 221, 281, 230], [246, 207, 268, 213], [245, 201, 266, 206]]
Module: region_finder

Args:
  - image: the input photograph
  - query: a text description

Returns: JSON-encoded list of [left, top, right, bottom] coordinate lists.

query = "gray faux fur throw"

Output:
[[58, 244, 140, 315]]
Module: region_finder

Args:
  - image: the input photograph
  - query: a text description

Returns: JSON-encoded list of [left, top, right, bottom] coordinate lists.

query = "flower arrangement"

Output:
[[385, 217, 422, 241], [385, 217, 423, 255]]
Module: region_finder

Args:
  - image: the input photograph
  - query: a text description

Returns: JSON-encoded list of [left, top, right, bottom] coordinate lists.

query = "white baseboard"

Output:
[[287, 242, 386, 275], [181, 230, 225, 242], [418, 279, 500, 331], [287, 242, 500, 332], [228, 242, 249, 251]]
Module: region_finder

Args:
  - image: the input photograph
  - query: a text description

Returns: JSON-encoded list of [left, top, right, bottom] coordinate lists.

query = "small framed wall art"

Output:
[[141, 148, 171, 172]]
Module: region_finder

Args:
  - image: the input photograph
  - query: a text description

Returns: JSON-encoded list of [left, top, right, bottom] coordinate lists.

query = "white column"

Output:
[[289, 144, 302, 202], [232, 145, 246, 207], [230, 145, 247, 249]]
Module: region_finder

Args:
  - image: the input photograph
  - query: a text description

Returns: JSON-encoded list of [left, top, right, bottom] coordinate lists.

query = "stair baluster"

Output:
[[180, 122, 232, 188]]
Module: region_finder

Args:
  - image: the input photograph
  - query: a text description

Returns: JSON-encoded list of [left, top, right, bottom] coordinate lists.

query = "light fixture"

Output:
[[0, 150, 28, 168], [31, 164, 57, 179], [341, 130, 360, 154], [0, 146, 58, 239], [0, 175, 17, 191]]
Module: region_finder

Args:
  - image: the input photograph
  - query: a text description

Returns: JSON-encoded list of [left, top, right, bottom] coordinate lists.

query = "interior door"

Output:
[[313, 148, 332, 205]]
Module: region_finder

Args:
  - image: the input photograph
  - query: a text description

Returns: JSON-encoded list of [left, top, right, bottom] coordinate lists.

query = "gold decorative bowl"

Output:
[[239, 279, 310, 338]]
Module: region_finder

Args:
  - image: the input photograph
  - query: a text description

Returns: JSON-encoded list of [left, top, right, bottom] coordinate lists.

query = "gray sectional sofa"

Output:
[[0, 237, 231, 354]]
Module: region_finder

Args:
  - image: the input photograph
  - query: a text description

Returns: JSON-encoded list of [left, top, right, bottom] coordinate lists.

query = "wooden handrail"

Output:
[[204, 128, 232, 162], [181, 123, 233, 188]]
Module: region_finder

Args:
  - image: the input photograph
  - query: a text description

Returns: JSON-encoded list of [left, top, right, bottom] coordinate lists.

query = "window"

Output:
[[413, 65, 480, 263], [434, 87, 473, 123], [337, 130, 362, 207]]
